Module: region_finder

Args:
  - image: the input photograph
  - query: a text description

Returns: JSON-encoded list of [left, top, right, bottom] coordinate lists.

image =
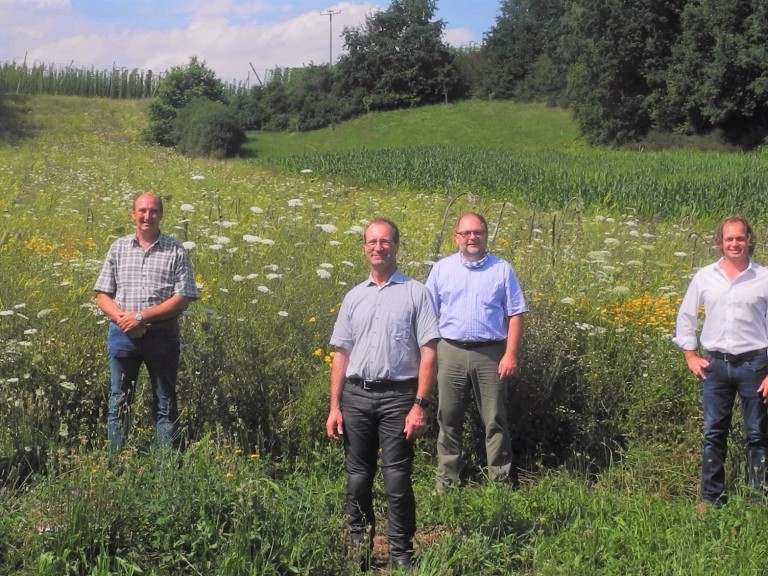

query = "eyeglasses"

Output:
[[455, 230, 487, 239]]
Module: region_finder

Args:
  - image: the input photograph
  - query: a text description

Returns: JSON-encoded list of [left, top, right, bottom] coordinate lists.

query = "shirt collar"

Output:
[[367, 268, 406, 287]]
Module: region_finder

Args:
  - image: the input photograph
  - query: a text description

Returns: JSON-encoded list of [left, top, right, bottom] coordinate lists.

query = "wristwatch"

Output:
[[413, 397, 430, 408], [135, 313, 145, 326]]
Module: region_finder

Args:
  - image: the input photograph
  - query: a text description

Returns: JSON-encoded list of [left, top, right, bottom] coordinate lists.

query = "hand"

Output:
[[403, 404, 426, 441], [116, 311, 144, 333], [498, 352, 518, 380], [759, 376, 768, 404], [326, 407, 344, 440], [127, 324, 148, 340], [685, 353, 709, 379]]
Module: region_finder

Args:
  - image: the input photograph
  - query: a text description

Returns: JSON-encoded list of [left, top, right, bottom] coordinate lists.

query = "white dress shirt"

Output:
[[674, 259, 768, 354]]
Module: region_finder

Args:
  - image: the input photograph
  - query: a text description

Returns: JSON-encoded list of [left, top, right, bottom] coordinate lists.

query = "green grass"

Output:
[[2, 95, 768, 575], [245, 100, 587, 159], [244, 99, 768, 220]]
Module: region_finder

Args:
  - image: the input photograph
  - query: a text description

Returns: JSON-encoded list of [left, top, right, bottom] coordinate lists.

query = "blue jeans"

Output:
[[341, 380, 417, 558], [701, 353, 768, 503], [106, 322, 181, 452]]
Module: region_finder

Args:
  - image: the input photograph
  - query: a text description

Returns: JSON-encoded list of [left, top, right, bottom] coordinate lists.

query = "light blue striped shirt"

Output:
[[330, 269, 440, 380], [425, 252, 528, 341]]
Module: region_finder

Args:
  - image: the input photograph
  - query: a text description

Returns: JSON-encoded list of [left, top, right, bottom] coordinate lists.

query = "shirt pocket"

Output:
[[389, 311, 412, 341]]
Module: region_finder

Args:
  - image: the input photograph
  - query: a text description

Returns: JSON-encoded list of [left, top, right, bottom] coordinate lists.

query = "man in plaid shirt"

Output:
[[94, 193, 198, 451]]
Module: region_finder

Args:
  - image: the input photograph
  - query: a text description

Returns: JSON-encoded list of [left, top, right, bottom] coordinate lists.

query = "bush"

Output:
[[170, 98, 245, 158]]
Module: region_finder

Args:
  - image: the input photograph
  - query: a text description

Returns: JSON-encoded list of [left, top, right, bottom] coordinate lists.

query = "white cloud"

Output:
[[0, 1, 377, 83], [0, 1, 487, 84]]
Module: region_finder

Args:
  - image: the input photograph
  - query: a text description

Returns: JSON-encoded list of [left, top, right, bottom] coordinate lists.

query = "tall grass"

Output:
[[1, 95, 768, 574]]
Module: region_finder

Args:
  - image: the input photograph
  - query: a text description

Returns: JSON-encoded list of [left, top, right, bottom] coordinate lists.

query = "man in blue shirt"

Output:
[[326, 217, 439, 570], [426, 212, 528, 490]]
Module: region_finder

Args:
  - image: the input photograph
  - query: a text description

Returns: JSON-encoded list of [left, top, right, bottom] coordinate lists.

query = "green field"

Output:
[[1, 95, 768, 575]]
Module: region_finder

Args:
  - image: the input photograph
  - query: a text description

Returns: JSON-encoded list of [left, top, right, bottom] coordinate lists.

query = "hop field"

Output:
[[1, 95, 767, 575]]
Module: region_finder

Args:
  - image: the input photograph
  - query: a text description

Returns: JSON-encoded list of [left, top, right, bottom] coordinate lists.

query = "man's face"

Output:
[[364, 222, 399, 272], [132, 194, 163, 235], [719, 221, 750, 266], [454, 214, 488, 260]]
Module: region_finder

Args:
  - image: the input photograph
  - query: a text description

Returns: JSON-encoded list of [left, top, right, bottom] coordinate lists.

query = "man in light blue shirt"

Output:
[[425, 212, 528, 490], [674, 215, 768, 506], [326, 217, 439, 570]]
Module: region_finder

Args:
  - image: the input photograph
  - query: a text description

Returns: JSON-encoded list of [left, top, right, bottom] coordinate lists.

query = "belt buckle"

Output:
[[362, 380, 372, 391]]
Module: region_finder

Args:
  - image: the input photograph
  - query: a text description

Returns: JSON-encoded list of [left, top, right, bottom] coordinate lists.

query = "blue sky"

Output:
[[0, 0, 501, 85]]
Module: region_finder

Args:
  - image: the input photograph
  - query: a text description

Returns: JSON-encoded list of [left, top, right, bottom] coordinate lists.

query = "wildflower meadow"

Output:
[[2, 95, 768, 575]]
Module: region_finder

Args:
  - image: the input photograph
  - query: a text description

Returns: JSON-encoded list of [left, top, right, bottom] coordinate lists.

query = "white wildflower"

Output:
[[316, 269, 332, 279], [287, 199, 304, 207], [257, 285, 271, 293], [180, 204, 195, 212], [317, 224, 338, 233], [182, 241, 196, 251]]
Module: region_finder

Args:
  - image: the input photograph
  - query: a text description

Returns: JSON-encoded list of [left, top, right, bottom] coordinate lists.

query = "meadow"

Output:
[[1, 95, 768, 574]]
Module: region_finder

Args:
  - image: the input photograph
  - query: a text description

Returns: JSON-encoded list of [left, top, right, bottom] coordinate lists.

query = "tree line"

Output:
[[3, 0, 767, 151]]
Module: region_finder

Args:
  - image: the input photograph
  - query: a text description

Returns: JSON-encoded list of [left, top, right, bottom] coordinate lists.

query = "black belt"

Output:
[[443, 339, 504, 350], [707, 348, 766, 363], [347, 377, 417, 390]]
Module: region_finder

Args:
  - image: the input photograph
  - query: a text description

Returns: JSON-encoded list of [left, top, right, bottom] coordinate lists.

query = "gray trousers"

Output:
[[436, 339, 512, 488]]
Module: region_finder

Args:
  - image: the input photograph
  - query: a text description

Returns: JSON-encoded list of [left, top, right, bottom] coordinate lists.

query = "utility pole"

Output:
[[320, 9, 341, 68]]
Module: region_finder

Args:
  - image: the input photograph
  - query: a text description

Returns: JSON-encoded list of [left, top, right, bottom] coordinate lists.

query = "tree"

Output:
[[336, 0, 465, 111], [662, 0, 768, 146], [482, 0, 567, 99], [144, 56, 227, 146], [557, 0, 684, 145]]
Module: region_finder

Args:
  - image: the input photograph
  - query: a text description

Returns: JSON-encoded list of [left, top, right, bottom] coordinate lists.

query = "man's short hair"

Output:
[[364, 217, 400, 244], [455, 212, 488, 232], [132, 193, 164, 215]]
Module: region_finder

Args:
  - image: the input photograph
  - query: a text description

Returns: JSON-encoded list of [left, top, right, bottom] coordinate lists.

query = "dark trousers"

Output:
[[701, 353, 768, 503], [341, 381, 417, 557]]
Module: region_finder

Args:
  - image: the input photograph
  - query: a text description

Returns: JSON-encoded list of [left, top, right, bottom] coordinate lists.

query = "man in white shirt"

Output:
[[674, 215, 768, 505]]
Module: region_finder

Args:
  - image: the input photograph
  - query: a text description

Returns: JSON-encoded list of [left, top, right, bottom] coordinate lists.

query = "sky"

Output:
[[0, 0, 501, 86]]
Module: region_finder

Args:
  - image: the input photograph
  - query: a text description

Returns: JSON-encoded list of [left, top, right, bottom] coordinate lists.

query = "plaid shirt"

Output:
[[93, 233, 198, 313]]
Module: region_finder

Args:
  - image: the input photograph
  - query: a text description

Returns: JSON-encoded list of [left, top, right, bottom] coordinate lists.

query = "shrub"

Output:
[[170, 98, 245, 158]]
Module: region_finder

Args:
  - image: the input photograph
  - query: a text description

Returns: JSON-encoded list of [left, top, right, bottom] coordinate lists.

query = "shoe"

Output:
[[390, 553, 414, 572]]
